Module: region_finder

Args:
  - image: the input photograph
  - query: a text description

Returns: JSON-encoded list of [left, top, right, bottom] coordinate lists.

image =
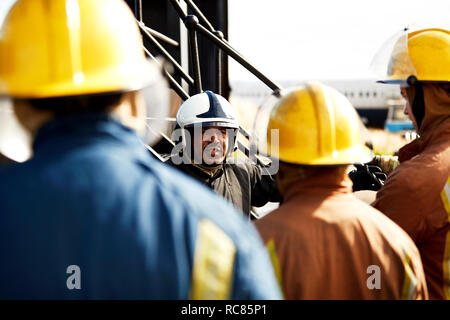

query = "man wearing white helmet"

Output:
[[170, 90, 281, 218]]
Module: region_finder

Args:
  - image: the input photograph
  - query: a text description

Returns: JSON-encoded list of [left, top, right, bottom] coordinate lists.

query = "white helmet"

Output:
[[176, 91, 238, 129], [174, 91, 239, 160]]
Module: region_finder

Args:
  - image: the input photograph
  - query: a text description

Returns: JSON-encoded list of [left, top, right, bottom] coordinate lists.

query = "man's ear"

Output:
[[126, 91, 143, 118]]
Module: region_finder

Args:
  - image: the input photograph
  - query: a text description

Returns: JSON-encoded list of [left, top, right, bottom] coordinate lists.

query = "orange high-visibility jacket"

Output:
[[256, 172, 428, 299], [373, 84, 450, 300]]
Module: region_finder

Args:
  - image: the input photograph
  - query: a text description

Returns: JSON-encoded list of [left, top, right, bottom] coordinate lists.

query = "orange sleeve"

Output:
[[372, 166, 430, 243]]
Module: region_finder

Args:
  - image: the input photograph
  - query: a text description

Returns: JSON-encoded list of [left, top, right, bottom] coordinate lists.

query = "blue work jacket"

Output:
[[0, 113, 281, 299]]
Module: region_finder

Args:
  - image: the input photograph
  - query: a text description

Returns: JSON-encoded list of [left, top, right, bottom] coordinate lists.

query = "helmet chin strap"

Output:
[[192, 162, 223, 179], [199, 162, 223, 169]]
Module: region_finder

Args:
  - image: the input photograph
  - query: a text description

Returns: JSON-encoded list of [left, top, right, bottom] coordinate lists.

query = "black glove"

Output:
[[348, 164, 387, 192]]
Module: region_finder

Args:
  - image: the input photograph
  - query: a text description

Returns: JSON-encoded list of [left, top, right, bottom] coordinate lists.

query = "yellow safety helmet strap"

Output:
[[252, 88, 295, 159]]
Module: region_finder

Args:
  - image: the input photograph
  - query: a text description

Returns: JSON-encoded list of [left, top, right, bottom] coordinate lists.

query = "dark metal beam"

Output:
[[139, 22, 195, 87]]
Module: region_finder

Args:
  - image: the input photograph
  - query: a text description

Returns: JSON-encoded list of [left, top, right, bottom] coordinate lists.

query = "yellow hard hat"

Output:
[[371, 28, 450, 84], [0, 0, 157, 98], [255, 83, 372, 166]]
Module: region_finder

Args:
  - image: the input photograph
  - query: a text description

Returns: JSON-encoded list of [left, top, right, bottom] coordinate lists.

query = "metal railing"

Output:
[[134, 0, 282, 166]]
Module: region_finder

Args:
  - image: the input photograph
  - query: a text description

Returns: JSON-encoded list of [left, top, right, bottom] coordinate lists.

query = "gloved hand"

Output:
[[368, 155, 399, 176], [348, 164, 387, 192]]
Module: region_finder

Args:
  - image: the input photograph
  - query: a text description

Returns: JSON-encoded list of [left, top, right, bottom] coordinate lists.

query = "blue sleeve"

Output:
[[156, 166, 283, 300], [231, 219, 283, 300]]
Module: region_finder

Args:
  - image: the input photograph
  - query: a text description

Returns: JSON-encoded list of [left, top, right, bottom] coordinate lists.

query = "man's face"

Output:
[[400, 87, 418, 131], [193, 126, 229, 165]]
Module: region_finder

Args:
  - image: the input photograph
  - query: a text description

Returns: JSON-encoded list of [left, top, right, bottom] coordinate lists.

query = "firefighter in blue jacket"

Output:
[[0, 0, 281, 299]]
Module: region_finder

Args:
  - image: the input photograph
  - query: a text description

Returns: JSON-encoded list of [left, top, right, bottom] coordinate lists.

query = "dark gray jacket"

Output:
[[169, 159, 281, 217]]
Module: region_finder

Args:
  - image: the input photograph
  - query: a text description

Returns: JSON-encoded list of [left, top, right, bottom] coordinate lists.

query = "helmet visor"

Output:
[[370, 27, 417, 84], [185, 120, 239, 129], [252, 88, 296, 159], [137, 68, 172, 147]]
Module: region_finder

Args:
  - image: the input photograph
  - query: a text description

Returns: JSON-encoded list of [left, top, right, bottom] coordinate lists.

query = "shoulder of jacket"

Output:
[[228, 159, 261, 174], [149, 160, 252, 232]]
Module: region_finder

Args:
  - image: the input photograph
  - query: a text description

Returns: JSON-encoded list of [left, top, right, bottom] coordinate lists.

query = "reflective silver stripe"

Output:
[[401, 248, 418, 300], [444, 232, 450, 300], [442, 179, 450, 217], [441, 177, 450, 299]]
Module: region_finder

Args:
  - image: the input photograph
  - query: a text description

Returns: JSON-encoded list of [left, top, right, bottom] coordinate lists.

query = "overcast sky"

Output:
[[0, 0, 14, 23], [228, 0, 450, 81], [1, 0, 448, 82]]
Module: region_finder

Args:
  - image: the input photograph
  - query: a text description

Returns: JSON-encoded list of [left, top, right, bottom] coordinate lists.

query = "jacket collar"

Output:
[[283, 170, 353, 203], [32, 112, 150, 163], [418, 84, 450, 136], [191, 163, 223, 178], [399, 119, 450, 162]]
